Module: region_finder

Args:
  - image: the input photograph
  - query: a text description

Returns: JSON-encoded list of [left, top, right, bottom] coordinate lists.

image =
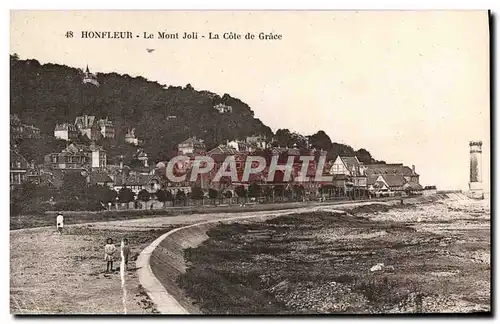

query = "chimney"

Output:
[[412, 165, 415, 174]]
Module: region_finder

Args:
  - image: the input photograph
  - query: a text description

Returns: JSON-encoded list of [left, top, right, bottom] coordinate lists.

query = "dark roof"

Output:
[[381, 174, 406, 188], [374, 181, 388, 189], [340, 156, 360, 169], [364, 163, 404, 176], [54, 123, 77, 131], [10, 150, 29, 169], [333, 174, 349, 181], [114, 174, 158, 186], [89, 171, 113, 184], [402, 165, 420, 177], [207, 145, 238, 155], [404, 182, 423, 190], [366, 175, 380, 185], [179, 137, 205, 146], [339, 156, 364, 176]]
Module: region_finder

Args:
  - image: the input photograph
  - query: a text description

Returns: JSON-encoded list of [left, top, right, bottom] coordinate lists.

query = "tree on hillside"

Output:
[[10, 57, 273, 163], [208, 188, 218, 204], [234, 185, 247, 199], [293, 184, 305, 199], [86, 185, 117, 205], [355, 148, 374, 164], [176, 190, 186, 202], [248, 182, 262, 198], [327, 142, 356, 160], [263, 186, 273, 199], [156, 189, 167, 208], [274, 184, 285, 198], [118, 187, 134, 208], [15, 136, 67, 165], [274, 129, 294, 148], [191, 186, 204, 200], [61, 172, 87, 200], [137, 189, 150, 205], [309, 130, 333, 151], [129, 158, 144, 169], [10, 182, 38, 216]]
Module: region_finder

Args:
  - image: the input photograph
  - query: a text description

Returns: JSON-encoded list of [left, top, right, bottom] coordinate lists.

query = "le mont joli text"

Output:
[[80, 31, 283, 40]]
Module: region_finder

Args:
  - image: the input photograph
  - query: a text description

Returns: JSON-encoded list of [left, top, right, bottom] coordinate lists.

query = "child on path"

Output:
[[121, 238, 131, 270], [104, 238, 117, 272]]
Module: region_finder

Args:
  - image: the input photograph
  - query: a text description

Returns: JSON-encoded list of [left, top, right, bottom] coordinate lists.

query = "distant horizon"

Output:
[[10, 11, 490, 191]]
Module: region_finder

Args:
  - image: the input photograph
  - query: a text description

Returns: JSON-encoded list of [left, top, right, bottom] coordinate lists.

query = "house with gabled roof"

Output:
[[75, 115, 101, 141], [178, 137, 206, 155], [10, 149, 40, 189], [226, 139, 253, 153], [113, 173, 162, 195], [329, 156, 367, 188], [54, 123, 79, 141], [364, 163, 421, 195]]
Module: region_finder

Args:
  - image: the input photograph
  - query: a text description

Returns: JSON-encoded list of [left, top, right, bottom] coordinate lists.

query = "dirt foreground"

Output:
[[10, 224, 176, 314]]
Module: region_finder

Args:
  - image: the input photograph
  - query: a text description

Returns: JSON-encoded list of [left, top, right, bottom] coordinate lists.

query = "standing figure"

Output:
[[104, 238, 117, 272], [56, 213, 64, 235], [121, 238, 131, 270]]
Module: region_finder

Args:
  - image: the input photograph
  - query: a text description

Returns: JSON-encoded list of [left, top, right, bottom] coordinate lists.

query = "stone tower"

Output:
[[468, 141, 484, 199]]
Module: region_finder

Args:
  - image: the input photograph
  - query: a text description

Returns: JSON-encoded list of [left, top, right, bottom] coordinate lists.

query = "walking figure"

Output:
[[56, 213, 64, 235], [104, 238, 117, 272]]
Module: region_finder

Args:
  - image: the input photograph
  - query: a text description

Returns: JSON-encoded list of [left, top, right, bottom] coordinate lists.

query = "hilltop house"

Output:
[[75, 115, 101, 141], [246, 135, 269, 150], [11, 115, 41, 140], [213, 103, 232, 114], [97, 118, 115, 139], [226, 139, 253, 153], [44, 142, 107, 170], [72, 115, 115, 141], [178, 137, 206, 155], [10, 150, 40, 189], [54, 123, 79, 141], [125, 128, 139, 146], [82, 65, 100, 87]]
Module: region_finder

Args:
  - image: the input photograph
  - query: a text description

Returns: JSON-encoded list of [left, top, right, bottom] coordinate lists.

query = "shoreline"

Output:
[[146, 195, 490, 314], [11, 196, 417, 231]]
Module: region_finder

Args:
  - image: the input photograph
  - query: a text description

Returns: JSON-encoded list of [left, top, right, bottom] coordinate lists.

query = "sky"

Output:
[[10, 10, 490, 191]]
